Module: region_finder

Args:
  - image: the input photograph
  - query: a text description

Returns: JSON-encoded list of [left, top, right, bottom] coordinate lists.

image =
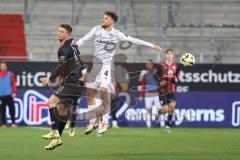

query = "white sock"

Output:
[[112, 120, 118, 127], [146, 113, 151, 127], [88, 104, 97, 123], [146, 113, 151, 122], [102, 113, 110, 124], [52, 130, 59, 135]]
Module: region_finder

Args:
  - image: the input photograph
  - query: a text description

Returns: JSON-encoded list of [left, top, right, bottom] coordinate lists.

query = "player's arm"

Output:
[[74, 26, 97, 47], [138, 70, 147, 81], [118, 32, 162, 52], [41, 49, 68, 86], [153, 64, 167, 87], [10, 72, 17, 97], [79, 65, 88, 83], [139, 74, 146, 100], [153, 64, 162, 82]]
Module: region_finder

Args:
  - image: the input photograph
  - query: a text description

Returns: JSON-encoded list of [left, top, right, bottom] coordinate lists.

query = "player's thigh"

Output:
[[169, 101, 176, 111], [168, 93, 176, 110], [145, 97, 154, 110], [99, 87, 110, 103], [48, 94, 60, 108], [0, 97, 7, 114], [99, 67, 112, 89], [0, 96, 6, 108], [160, 105, 169, 113], [110, 93, 118, 109], [153, 96, 161, 109], [58, 103, 68, 116], [159, 94, 168, 113], [86, 87, 97, 105], [6, 96, 14, 106]]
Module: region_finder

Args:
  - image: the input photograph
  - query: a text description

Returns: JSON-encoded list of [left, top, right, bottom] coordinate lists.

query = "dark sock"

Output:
[[49, 107, 59, 130], [166, 114, 173, 127], [58, 115, 68, 136], [70, 114, 77, 128]]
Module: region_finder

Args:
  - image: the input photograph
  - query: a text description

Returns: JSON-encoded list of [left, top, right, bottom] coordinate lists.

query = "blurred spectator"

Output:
[[139, 59, 160, 128], [0, 62, 17, 128]]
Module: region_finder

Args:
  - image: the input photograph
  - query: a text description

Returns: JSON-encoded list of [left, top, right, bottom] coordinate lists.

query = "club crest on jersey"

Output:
[[173, 65, 176, 70]]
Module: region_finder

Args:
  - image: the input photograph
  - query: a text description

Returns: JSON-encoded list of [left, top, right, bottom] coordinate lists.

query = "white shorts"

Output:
[[86, 64, 113, 90], [144, 92, 161, 109]]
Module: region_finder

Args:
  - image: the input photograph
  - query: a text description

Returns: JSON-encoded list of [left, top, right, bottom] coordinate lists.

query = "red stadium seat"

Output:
[[0, 14, 27, 61]]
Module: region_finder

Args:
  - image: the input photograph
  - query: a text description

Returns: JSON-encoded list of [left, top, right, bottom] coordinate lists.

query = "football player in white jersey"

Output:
[[74, 11, 162, 135]]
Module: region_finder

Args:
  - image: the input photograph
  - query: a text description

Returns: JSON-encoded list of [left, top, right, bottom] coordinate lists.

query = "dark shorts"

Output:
[[160, 92, 176, 105], [54, 84, 81, 105]]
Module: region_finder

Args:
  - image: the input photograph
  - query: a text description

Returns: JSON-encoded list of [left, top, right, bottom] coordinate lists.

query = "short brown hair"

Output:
[[165, 48, 174, 54], [104, 10, 118, 22], [146, 59, 153, 63], [60, 24, 72, 33]]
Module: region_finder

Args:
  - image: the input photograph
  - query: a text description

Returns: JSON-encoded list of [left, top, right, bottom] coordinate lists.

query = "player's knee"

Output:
[[100, 91, 110, 104], [168, 106, 174, 113], [70, 105, 78, 115], [169, 102, 176, 110], [96, 111, 102, 117], [87, 97, 95, 105], [58, 103, 68, 116], [48, 99, 56, 108]]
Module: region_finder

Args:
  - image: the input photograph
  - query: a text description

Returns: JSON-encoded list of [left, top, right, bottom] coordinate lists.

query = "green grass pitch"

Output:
[[0, 127, 239, 160]]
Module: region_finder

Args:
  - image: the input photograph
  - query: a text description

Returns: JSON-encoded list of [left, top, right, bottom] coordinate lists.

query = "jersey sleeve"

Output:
[[81, 67, 87, 76], [49, 48, 68, 81], [118, 31, 154, 48], [76, 26, 98, 46], [58, 47, 70, 63], [140, 74, 147, 97], [176, 64, 180, 75], [10, 72, 17, 94], [153, 64, 162, 82]]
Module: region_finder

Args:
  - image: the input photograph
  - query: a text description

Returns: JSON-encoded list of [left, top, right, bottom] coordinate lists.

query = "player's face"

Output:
[[57, 27, 70, 41], [0, 63, 7, 71], [165, 51, 174, 61], [102, 15, 114, 28], [146, 62, 153, 71]]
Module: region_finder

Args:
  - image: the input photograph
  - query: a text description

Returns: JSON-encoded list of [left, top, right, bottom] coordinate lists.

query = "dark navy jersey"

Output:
[[50, 38, 81, 82]]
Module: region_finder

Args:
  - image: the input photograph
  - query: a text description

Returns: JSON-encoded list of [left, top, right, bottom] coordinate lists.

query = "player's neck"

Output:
[[103, 25, 113, 32], [148, 68, 154, 73], [59, 37, 71, 46], [165, 60, 173, 66]]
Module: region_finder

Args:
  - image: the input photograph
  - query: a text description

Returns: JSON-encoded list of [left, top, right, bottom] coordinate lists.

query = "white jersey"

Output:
[[76, 25, 154, 66]]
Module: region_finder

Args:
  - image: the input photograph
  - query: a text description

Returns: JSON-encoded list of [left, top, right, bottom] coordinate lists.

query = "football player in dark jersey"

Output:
[[41, 24, 85, 150], [155, 49, 183, 132]]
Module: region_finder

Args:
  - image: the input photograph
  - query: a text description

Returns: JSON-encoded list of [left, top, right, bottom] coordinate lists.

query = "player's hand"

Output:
[[41, 77, 49, 86], [72, 43, 79, 48], [153, 45, 163, 52]]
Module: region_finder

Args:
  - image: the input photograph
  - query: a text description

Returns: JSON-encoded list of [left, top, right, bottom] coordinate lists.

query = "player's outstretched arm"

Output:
[[73, 26, 98, 48], [118, 32, 163, 52]]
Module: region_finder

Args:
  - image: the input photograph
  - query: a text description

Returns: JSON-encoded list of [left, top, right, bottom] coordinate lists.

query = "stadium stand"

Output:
[[0, 0, 239, 63], [0, 14, 27, 61]]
